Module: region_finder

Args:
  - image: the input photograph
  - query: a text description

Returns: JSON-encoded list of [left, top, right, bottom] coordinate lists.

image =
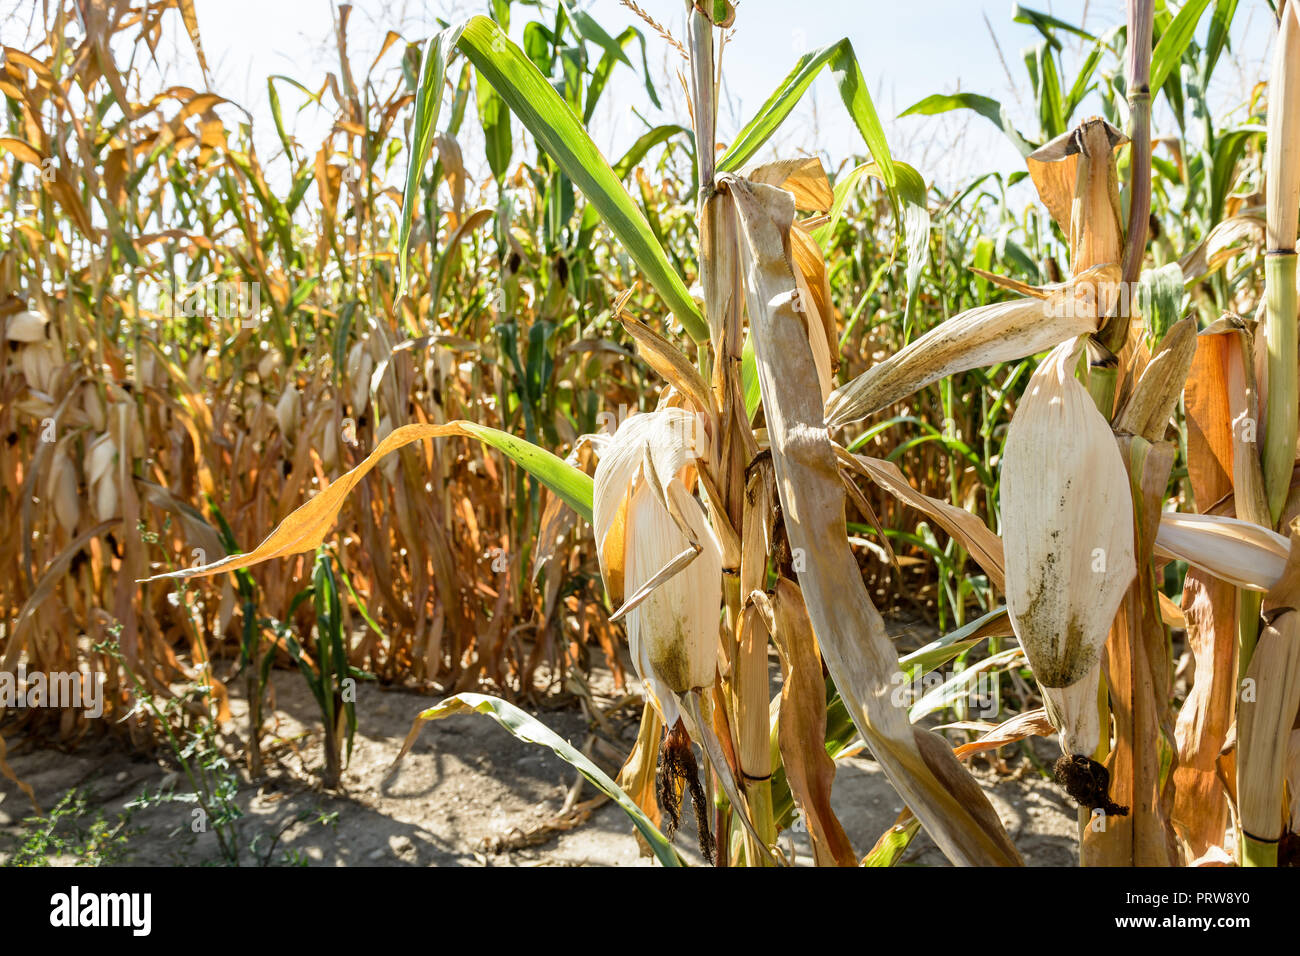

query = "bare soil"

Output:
[[0, 631, 1079, 867]]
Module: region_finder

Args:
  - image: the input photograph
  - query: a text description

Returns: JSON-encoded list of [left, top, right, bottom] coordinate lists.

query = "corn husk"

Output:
[[20, 338, 62, 394], [1002, 337, 1136, 695], [347, 337, 374, 415], [46, 435, 81, 534], [591, 408, 721, 726], [275, 384, 301, 440], [1040, 661, 1102, 757], [1027, 118, 1127, 273], [85, 433, 119, 523]]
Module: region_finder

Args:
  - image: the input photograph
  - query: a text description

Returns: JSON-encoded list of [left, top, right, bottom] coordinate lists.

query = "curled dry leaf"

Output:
[[724, 170, 1021, 866], [1154, 512, 1289, 592], [824, 264, 1119, 428]]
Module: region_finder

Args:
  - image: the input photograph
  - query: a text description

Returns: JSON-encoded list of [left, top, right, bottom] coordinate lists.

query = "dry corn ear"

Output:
[[825, 265, 1118, 427], [276, 383, 301, 441], [20, 338, 62, 395], [347, 337, 374, 415], [1001, 337, 1135, 811], [46, 435, 80, 534], [591, 408, 721, 726], [1003, 337, 1136, 687], [85, 433, 119, 523]]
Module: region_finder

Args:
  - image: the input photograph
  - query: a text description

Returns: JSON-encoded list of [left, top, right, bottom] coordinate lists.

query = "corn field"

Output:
[[1, 0, 1299, 873]]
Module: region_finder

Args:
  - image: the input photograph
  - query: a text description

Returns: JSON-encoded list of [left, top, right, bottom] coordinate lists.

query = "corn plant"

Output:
[[6, 0, 1299, 869]]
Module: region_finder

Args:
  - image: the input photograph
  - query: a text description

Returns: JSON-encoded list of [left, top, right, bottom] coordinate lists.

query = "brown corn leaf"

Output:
[[1171, 569, 1237, 860], [824, 265, 1117, 428], [138, 422, 588, 583], [839, 449, 1005, 593], [725, 171, 1021, 866], [952, 708, 1055, 761], [745, 156, 833, 211], [619, 313, 713, 414], [766, 577, 856, 867]]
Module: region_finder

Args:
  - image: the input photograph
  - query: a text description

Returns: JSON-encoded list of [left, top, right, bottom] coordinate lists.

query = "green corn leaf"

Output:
[[718, 39, 894, 193], [741, 331, 761, 420], [400, 17, 703, 339], [1137, 262, 1188, 343], [1012, 4, 1096, 46], [399, 23, 463, 292], [1202, 0, 1239, 84], [900, 92, 1035, 157], [1151, 0, 1214, 94], [476, 73, 513, 181], [457, 17, 702, 338], [613, 124, 690, 180], [909, 647, 1024, 723], [862, 816, 922, 866]]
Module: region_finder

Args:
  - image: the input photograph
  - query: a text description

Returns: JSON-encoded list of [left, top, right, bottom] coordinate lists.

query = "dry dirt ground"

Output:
[[0, 627, 1079, 867]]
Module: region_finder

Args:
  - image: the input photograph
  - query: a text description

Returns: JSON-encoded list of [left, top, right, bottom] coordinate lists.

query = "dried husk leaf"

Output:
[[1001, 338, 1136, 690], [1154, 512, 1288, 592], [952, 708, 1055, 762], [766, 577, 856, 867], [1238, 617, 1300, 843], [618, 314, 714, 416], [616, 701, 665, 858], [744, 156, 833, 211], [725, 171, 1021, 866], [1026, 117, 1127, 271], [1171, 568, 1237, 859], [824, 265, 1118, 428], [838, 449, 1005, 592], [1113, 317, 1196, 442], [1040, 662, 1102, 757]]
